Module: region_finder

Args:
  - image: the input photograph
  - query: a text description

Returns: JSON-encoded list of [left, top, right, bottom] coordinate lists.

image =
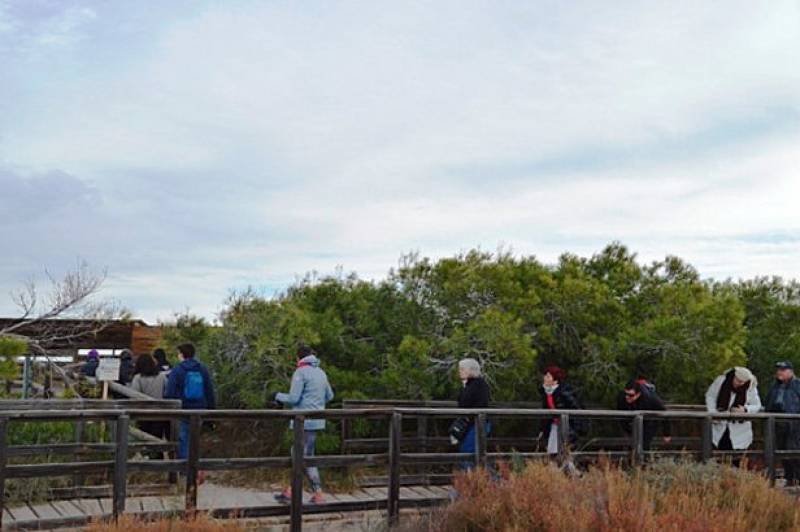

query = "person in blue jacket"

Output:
[[165, 343, 216, 468], [273, 345, 334, 505]]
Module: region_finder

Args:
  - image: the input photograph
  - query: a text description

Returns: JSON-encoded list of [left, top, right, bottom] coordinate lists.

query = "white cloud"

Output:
[[0, 1, 798, 321]]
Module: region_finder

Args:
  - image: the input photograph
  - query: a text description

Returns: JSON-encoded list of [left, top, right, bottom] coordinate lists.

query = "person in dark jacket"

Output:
[[539, 366, 583, 456], [616, 379, 671, 451], [165, 343, 216, 468], [451, 358, 491, 470], [765, 360, 800, 485], [116, 349, 135, 385], [152, 348, 171, 373], [81, 349, 99, 377]]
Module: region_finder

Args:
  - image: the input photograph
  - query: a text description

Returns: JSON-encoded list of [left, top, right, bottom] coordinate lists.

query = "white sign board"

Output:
[[96, 356, 121, 382]]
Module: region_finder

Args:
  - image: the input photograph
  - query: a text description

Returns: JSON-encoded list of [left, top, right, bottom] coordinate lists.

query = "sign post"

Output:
[[96, 355, 121, 440]]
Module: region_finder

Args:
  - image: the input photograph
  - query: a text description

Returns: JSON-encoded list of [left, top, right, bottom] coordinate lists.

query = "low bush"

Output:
[[417, 459, 800, 531]]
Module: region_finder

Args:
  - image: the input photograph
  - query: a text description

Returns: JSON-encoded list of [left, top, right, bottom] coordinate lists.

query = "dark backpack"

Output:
[[184, 371, 205, 401]]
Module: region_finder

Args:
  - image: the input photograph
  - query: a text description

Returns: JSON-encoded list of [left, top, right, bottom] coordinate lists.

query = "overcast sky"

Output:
[[1, 1, 799, 323]]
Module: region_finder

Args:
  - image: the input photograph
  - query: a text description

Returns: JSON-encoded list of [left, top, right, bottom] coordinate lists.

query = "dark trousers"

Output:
[[138, 421, 171, 459], [777, 425, 800, 484], [716, 428, 741, 468]]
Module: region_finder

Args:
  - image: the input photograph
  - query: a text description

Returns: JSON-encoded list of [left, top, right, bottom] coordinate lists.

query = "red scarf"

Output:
[[546, 393, 559, 424]]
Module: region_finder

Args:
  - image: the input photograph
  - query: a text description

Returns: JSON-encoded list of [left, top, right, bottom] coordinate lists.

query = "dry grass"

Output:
[[85, 514, 245, 531], [409, 459, 800, 532]]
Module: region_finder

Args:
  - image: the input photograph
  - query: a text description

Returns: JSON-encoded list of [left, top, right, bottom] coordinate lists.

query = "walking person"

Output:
[[617, 379, 671, 451], [538, 366, 583, 461], [272, 345, 334, 505], [449, 358, 491, 470], [165, 343, 216, 484], [130, 353, 170, 441], [706, 367, 761, 466], [766, 361, 800, 485]]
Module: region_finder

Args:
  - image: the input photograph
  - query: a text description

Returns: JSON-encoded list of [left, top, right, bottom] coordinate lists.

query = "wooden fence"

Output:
[[1, 407, 799, 531]]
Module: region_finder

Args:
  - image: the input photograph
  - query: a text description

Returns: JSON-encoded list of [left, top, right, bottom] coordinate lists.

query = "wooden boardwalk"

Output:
[[1, 483, 451, 530]]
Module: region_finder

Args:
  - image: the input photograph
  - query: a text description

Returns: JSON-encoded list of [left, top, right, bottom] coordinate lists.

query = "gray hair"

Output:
[[458, 358, 482, 378]]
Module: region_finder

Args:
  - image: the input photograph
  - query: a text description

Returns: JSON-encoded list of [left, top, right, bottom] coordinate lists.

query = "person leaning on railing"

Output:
[[616, 378, 671, 451], [766, 361, 800, 486], [705, 367, 760, 467]]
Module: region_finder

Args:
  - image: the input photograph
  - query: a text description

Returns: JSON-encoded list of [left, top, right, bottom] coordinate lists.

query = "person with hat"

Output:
[[705, 367, 761, 465], [272, 344, 334, 505], [81, 349, 100, 377], [766, 361, 800, 485]]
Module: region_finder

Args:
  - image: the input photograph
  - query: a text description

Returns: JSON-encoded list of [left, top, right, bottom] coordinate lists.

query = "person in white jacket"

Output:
[[705, 367, 761, 465]]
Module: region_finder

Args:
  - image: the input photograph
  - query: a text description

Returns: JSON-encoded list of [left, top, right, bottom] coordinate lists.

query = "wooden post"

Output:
[[417, 415, 428, 454], [765, 416, 776, 486], [168, 418, 179, 484], [701, 416, 713, 462], [388, 412, 402, 525], [0, 417, 8, 529], [632, 414, 644, 466], [475, 413, 487, 469], [558, 414, 570, 461], [185, 415, 202, 513], [74, 416, 86, 488], [112, 414, 129, 520], [291, 415, 305, 532]]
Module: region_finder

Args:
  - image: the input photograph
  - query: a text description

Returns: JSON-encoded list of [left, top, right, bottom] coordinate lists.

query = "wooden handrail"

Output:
[[1, 406, 799, 530]]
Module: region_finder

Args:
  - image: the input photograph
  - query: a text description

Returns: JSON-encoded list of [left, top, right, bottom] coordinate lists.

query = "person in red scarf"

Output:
[[538, 366, 583, 456]]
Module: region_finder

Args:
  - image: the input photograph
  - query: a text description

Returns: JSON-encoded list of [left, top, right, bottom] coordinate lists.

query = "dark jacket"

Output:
[[766, 377, 800, 414], [117, 354, 134, 385], [458, 377, 491, 408], [540, 383, 584, 443], [81, 358, 98, 378], [616, 388, 670, 449], [766, 377, 800, 449], [165, 358, 216, 409]]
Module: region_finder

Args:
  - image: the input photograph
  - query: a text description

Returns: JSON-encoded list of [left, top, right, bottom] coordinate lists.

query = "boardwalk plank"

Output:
[[97, 497, 112, 515], [74, 498, 104, 517], [26, 502, 60, 520], [50, 500, 85, 519], [5, 503, 37, 523], [139, 496, 166, 513]]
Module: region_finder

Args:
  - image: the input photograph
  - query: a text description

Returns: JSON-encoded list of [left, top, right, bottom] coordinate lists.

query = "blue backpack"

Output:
[[184, 371, 205, 401]]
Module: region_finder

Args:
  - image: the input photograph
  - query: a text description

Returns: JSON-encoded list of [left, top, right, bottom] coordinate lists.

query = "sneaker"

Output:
[[310, 492, 325, 504], [274, 488, 291, 504]]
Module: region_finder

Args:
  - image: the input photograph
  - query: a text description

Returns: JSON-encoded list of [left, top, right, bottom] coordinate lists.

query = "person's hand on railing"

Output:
[[267, 391, 281, 409]]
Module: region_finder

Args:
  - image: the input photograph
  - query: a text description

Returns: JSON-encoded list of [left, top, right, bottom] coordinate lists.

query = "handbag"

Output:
[[449, 417, 471, 443]]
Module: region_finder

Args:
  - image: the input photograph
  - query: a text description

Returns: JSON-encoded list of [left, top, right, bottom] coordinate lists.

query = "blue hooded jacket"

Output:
[[276, 355, 334, 431], [165, 358, 216, 410]]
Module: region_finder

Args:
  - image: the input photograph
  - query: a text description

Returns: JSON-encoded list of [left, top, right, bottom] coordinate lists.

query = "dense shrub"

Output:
[[161, 244, 776, 410]]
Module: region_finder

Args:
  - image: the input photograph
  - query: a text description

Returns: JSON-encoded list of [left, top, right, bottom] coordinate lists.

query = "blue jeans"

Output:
[[459, 422, 492, 471], [178, 420, 189, 459], [291, 429, 322, 492]]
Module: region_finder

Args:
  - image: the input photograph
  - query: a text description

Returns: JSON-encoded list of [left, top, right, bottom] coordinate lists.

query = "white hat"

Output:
[[733, 367, 756, 386]]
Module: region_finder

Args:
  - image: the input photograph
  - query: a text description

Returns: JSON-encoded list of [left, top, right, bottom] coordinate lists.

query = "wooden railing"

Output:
[[0, 407, 799, 531]]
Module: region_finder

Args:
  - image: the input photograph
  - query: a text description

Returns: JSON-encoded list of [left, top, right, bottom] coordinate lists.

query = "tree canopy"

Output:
[[163, 243, 796, 408]]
